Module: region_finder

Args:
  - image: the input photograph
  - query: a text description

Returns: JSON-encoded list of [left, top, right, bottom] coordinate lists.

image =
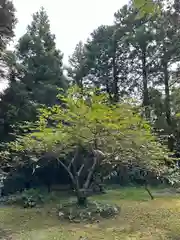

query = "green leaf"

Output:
[[133, 0, 160, 18]]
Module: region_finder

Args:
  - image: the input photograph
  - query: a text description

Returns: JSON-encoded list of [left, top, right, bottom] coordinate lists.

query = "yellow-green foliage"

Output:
[[133, 0, 161, 17], [11, 87, 168, 173]]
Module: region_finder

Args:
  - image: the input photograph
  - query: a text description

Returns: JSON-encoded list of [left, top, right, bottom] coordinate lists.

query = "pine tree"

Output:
[[16, 7, 67, 106], [114, 5, 158, 118], [68, 41, 88, 88], [154, 1, 180, 134], [0, 8, 67, 141], [0, 0, 16, 79], [85, 23, 130, 101], [0, 0, 16, 53], [85, 25, 115, 98]]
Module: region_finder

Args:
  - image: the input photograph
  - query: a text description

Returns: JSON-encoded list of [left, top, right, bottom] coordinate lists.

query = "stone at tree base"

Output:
[[58, 211, 64, 218]]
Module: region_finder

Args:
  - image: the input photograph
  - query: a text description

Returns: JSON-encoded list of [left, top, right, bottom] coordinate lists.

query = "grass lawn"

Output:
[[1, 187, 180, 239]]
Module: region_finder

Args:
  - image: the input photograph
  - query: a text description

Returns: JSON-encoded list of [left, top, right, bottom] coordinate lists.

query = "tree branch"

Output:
[[68, 147, 79, 170], [77, 164, 85, 177], [56, 158, 76, 187], [68, 156, 76, 170], [83, 155, 97, 189]]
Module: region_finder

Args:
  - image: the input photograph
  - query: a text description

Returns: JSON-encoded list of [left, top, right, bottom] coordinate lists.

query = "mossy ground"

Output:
[[0, 187, 180, 239]]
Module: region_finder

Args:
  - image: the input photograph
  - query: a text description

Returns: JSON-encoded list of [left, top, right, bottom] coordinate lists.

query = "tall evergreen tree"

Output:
[[85, 25, 115, 99], [16, 7, 67, 106], [154, 1, 180, 136], [114, 5, 158, 118], [68, 41, 88, 88], [0, 0, 16, 79], [85, 23, 130, 102], [0, 7, 67, 141], [0, 0, 16, 53]]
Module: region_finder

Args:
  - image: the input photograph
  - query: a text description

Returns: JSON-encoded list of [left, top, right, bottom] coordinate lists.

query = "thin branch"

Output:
[[77, 164, 85, 177], [83, 155, 97, 189], [68, 156, 76, 170], [68, 147, 79, 170], [56, 158, 76, 187]]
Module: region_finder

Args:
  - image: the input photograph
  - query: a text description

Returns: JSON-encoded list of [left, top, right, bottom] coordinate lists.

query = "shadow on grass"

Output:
[[166, 232, 180, 240], [91, 186, 153, 202], [0, 228, 12, 240]]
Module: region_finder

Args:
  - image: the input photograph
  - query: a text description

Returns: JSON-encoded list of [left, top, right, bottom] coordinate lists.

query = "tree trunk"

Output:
[[105, 78, 113, 102], [163, 61, 171, 128], [144, 184, 154, 200], [112, 36, 119, 103], [76, 189, 87, 206], [47, 184, 51, 193], [56, 149, 99, 207], [168, 134, 175, 152], [112, 59, 119, 102], [142, 49, 150, 119], [163, 60, 173, 151]]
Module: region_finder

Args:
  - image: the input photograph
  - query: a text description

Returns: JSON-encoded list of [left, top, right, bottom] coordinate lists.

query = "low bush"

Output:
[[5, 189, 45, 208], [58, 201, 120, 223]]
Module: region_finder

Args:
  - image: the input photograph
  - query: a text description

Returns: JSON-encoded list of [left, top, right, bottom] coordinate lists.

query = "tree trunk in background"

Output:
[[163, 61, 171, 127], [112, 55, 119, 102], [163, 59, 173, 151], [105, 77, 113, 102], [112, 37, 119, 103], [142, 49, 150, 119]]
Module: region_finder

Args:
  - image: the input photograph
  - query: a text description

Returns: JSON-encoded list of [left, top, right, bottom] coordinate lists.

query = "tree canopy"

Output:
[[9, 87, 168, 203]]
